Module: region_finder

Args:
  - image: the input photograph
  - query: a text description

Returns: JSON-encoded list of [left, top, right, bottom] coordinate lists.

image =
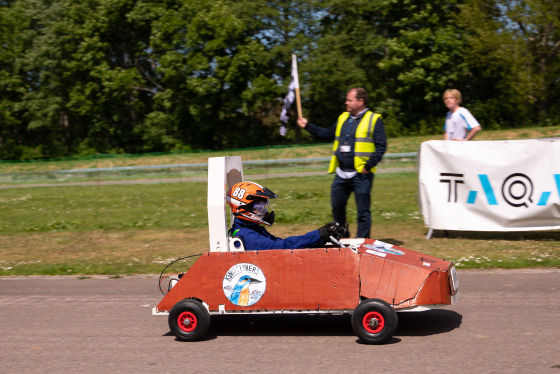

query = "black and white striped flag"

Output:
[[279, 55, 300, 136]]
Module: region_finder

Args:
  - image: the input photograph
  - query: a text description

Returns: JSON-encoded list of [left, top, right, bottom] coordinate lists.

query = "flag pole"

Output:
[[292, 54, 302, 118]]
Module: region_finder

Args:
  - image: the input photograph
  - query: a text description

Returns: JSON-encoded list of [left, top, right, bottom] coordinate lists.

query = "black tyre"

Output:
[[351, 298, 398, 344], [168, 299, 210, 341]]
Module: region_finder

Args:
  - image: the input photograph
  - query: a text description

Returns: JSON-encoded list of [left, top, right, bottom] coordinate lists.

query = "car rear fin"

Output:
[[207, 156, 244, 252]]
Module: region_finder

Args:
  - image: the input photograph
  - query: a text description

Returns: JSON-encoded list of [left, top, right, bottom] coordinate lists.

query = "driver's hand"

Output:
[[318, 222, 339, 241], [333, 222, 349, 239]]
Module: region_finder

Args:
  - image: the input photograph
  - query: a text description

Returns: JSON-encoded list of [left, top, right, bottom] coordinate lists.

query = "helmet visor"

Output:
[[252, 199, 270, 217]]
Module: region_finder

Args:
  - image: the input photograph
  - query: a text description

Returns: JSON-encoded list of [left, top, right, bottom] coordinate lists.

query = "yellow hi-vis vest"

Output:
[[328, 111, 382, 174]]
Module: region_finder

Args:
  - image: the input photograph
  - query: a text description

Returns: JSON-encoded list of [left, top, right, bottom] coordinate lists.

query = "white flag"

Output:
[[279, 55, 300, 136]]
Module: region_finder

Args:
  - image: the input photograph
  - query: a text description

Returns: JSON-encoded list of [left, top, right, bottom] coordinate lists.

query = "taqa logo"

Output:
[[439, 172, 560, 208]]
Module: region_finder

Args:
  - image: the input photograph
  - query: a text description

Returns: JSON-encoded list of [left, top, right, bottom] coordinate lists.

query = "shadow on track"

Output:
[[396, 309, 462, 336], [166, 309, 462, 342]]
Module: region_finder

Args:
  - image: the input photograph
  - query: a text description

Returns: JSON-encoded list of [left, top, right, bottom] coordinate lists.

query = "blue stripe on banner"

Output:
[[538, 192, 551, 206], [478, 174, 498, 205], [555, 175, 560, 199], [467, 191, 477, 204]]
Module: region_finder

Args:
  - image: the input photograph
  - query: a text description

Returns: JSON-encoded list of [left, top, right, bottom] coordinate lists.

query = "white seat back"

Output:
[[207, 157, 244, 252]]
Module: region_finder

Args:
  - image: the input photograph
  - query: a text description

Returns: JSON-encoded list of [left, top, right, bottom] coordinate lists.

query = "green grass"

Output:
[[0, 173, 422, 234], [1, 126, 559, 276], [0, 183, 207, 232], [1, 172, 559, 276]]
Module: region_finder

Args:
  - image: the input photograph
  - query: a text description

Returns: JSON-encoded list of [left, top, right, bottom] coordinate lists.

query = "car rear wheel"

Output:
[[168, 299, 210, 341], [351, 298, 398, 344]]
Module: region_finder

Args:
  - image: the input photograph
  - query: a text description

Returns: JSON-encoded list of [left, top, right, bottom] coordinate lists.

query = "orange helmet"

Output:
[[226, 181, 278, 225]]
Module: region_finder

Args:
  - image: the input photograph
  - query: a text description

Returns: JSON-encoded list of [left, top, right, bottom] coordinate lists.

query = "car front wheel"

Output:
[[351, 298, 398, 344]]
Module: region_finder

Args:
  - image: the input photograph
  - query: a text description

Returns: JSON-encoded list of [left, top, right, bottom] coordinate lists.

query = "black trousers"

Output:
[[331, 172, 374, 238]]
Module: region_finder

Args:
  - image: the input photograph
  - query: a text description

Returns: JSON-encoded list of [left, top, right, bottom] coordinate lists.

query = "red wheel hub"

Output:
[[362, 311, 384, 333], [177, 311, 197, 332]]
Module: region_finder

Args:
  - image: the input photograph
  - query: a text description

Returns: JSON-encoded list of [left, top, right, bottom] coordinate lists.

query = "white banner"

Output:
[[418, 139, 560, 234]]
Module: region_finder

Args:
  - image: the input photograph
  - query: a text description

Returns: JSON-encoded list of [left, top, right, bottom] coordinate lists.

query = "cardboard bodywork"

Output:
[[156, 241, 457, 314], [155, 155, 458, 316]]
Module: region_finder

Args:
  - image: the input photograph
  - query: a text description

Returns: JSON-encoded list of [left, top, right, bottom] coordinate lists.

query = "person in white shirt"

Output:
[[443, 89, 482, 141]]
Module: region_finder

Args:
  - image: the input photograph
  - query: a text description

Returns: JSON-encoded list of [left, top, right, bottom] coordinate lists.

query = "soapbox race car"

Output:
[[153, 157, 459, 344]]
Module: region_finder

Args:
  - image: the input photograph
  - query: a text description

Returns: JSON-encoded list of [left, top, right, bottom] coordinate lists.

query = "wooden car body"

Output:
[[156, 241, 458, 314], [153, 156, 458, 343]]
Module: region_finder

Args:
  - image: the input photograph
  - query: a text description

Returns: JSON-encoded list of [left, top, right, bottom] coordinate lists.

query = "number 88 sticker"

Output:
[[232, 187, 246, 199]]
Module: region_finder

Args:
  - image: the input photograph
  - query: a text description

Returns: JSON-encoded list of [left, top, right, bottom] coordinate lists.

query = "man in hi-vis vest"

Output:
[[297, 88, 387, 238]]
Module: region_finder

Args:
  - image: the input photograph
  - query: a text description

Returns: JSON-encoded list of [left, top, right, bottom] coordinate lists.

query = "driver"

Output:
[[226, 181, 348, 251]]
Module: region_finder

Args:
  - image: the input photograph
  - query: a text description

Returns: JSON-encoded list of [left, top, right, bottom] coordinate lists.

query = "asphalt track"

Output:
[[1, 269, 559, 374]]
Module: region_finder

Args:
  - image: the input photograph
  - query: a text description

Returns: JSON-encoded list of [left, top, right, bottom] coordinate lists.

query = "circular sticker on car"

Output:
[[222, 263, 266, 307]]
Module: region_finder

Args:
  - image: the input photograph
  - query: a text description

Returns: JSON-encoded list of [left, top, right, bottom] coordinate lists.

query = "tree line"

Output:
[[1, 0, 559, 160]]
